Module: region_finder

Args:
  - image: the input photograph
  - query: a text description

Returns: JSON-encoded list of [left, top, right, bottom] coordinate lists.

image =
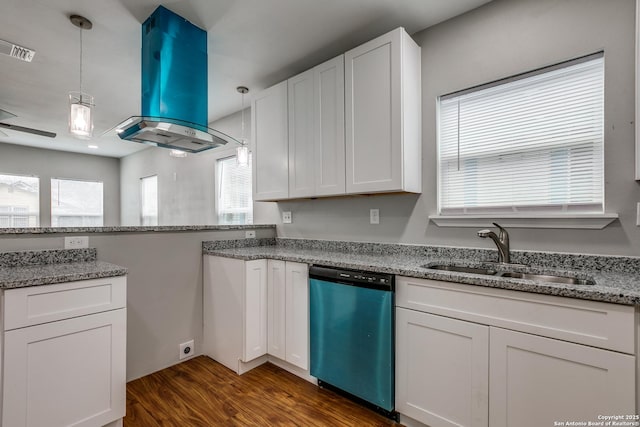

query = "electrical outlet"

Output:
[[370, 209, 380, 224], [245, 230, 256, 238], [179, 339, 194, 360], [64, 236, 89, 249], [282, 211, 292, 224]]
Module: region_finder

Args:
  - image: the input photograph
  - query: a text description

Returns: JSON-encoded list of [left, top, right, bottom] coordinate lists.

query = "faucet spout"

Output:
[[477, 223, 510, 263]]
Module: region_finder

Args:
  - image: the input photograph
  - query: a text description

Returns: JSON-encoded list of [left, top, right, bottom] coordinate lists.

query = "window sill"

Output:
[[429, 214, 619, 229]]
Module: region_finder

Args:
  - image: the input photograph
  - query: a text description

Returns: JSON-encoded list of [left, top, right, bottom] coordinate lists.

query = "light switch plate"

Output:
[[282, 211, 292, 224], [370, 209, 380, 224], [64, 236, 89, 249]]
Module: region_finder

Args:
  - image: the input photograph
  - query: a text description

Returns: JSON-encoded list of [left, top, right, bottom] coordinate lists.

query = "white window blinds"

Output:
[[217, 155, 253, 224], [438, 53, 604, 215]]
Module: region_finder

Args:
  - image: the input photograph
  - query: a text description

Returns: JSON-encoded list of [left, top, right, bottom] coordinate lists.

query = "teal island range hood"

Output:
[[115, 6, 238, 153]]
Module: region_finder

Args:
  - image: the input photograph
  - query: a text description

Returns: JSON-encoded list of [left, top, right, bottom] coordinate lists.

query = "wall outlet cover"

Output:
[[64, 236, 89, 249], [179, 340, 194, 360], [282, 211, 292, 224], [370, 209, 380, 225], [245, 230, 256, 238]]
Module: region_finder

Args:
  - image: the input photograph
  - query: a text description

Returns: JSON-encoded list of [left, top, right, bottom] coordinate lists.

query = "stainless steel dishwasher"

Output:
[[309, 265, 396, 419]]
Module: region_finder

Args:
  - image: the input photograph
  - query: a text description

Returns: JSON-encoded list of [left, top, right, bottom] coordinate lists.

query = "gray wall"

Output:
[[120, 109, 279, 226], [0, 226, 276, 381], [272, 0, 640, 256], [0, 143, 121, 226]]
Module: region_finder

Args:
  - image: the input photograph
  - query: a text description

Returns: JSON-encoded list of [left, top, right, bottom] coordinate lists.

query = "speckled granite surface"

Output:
[[0, 224, 276, 234], [0, 248, 126, 289], [0, 248, 96, 267], [0, 261, 127, 289], [203, 238, 640, 305]]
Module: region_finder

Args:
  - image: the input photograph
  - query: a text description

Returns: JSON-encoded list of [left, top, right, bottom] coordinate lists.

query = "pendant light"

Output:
[[68, 15, 94, 140], [236, 86, 249, 167]]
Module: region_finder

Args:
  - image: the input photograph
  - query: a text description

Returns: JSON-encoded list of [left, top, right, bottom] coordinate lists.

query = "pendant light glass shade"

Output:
[[69, 92, 93, 139], [236, 144, 249, 167], [69, 15, 93, 139]]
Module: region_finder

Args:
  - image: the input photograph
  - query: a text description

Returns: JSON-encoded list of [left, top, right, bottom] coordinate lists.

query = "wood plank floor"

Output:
[[124, 356, 400, 426]]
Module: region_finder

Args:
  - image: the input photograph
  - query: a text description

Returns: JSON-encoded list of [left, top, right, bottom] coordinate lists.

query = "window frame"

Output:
[[50, 177, 104, 228], [140, 175, 158, 226], [431, 52, 617, 229], [0, 173, 40, 228], [215, 154, 253, 225]]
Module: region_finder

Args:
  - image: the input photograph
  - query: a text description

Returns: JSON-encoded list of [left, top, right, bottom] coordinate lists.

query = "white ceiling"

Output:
[[0, 0, 491, 158]]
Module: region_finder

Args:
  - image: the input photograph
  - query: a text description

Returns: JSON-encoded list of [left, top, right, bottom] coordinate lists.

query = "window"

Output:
[[217, 155, 253, 224], [438, 53, 604, 216], [140, 175, 158, 226], [51, 178, 103, 227], [0, 174, 39, 228]]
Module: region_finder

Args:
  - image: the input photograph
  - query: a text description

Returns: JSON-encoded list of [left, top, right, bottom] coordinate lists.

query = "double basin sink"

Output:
[[424, 264, 595, 286]]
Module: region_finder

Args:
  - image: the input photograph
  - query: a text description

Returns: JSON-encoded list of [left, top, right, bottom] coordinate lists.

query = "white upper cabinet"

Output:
[[253, 27, 419, 200], [288, 55, 346, 198], [345, 27, 421, 194], [252, 81, 289, 201], [314, 55, 346, 196], [288, 69, 316, 198]]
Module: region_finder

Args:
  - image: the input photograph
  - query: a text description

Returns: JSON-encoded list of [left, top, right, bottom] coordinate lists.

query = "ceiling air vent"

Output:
[[0, 39, 36, 62]]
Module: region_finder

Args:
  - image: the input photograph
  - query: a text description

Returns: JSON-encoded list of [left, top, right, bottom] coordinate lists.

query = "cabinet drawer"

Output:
[[4, 276, 127, 331], [396, 276, 635, 354]]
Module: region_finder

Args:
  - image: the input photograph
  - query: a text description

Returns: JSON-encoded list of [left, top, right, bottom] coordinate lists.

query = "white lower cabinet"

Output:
[[1, 277, 127, 427], [396, 276, 636, 427], [489, 327, 635, 427], [267, 260, 309, 370], [204, 256, 309, 375], [203, 256, 268, 374], [396, 308, 489, 427]]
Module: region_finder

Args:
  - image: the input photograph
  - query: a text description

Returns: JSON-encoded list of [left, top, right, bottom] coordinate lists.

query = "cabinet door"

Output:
[[489, 327, 636, 427], [285, 262, 309, 369], [252, 81, 289, 201], [396, 308, 489, 427], [314, 55, 346, 196], [3, 309, 126, 427], [243, 259, 268, 362], [288, 69, 316, 198], [345, 28, 402, 193], [267, 260, 287, 360]]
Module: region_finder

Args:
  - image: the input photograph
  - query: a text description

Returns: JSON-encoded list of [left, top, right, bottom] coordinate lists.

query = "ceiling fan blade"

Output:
[[0, 108, 17, 121], [0, 122, 56, 138]]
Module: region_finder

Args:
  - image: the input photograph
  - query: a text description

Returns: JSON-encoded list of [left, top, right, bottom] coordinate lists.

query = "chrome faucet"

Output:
[[477, 222, 510, 264]]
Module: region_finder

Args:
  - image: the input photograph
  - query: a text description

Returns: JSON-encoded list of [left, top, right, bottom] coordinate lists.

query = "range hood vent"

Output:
[[115, 6, 238, 152]]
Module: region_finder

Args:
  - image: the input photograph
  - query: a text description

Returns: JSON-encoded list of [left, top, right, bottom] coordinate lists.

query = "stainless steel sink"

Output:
[[423, 264, 497, 275], [423, 264, 595, 285], [496, 271, 595, 286]]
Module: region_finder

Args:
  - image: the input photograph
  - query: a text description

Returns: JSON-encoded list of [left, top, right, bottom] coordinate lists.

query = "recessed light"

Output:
[[88, 144, 98, 149]]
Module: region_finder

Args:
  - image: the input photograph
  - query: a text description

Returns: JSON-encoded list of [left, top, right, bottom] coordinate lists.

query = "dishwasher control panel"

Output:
[[309, 265, 394, 290]]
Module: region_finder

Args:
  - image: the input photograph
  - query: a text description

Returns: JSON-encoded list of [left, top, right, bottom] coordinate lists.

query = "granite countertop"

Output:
[[0, 248, 127, 289], [0, 261, 127, 289], [203, 239, 640, 306], [0, 224, 275, 234]]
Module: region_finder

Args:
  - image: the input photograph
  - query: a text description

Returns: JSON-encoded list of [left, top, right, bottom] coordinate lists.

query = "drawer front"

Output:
[[396, 276, 635, 354], [4, 276, 127, 331]]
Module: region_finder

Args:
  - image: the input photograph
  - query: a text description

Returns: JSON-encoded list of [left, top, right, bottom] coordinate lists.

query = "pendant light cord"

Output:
[[79, 24, 83, 104], [240, 92, 245, 144]]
